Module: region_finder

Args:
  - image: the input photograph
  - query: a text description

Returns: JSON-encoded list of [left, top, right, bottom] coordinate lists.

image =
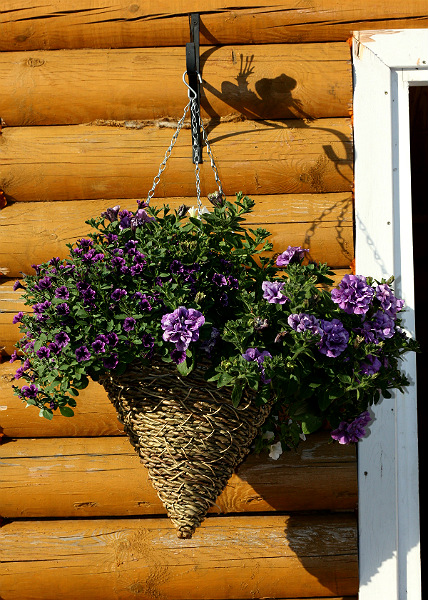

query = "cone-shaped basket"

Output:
[[101, 359, 273, 538]]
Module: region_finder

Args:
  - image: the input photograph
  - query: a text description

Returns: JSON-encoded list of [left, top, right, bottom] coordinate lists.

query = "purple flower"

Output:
[[318, 319, 349, 357], [75, 345, 91, 362], [36, 346, 51, 360], [20, 384, 39, 399], [161, 306, 205, 352], [55, 286, 69, 300], [288, 313, 322, 335], [111, 288, 127, 301], [331, 411, 372, 444], [362, 311, 395, 343], [55, 331, 70, 349], [200, 327, 220, 355], [48, 342, 61, 354], [123, 317, 136, 332], [242, 347, 272, 384], [331, 274, 375, 315], [360, 354, 382, 376], [130, 208, 155, 230], [92, 339, 106, 354], [9, 350, 18, 363], [56, 303, 70, 316], [262, 281, 289, 304], [12, 311, 24, 324], [101, 205, 120, 222], [276, 246, 309, 266], [107, 332, 119, 347], [38, 276, 52, 290], [171, 349, 187, 364], [103, 353, 119, 369], [13, 280, 25, 291], [376, 284, 405, 318], [212, 272, 228, 287]]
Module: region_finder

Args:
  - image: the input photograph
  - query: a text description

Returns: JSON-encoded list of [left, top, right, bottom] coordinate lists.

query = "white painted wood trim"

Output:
[[353, 29, 424, 600]]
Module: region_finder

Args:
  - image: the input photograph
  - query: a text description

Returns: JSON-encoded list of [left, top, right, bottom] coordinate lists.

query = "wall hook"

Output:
[[186, 13, 202, 164]]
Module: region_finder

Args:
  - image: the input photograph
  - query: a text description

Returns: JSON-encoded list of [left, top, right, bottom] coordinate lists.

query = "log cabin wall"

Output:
[[0, 3, 426, 599]]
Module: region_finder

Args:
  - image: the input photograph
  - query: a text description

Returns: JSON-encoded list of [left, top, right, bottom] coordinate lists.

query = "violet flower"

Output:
[[331, 411, 372, 444], [161, 306, 205, 352], [360, 354, 382, 376], [288, 313, 322, 335], [75, 346, 91, 362], [318, 319, 349, 357], [376, 284, 405, 318], [101, 205, 120, 222], [276, 246, 309, 266], [331, 274, 375, 315], [262, 281, 289, 304]]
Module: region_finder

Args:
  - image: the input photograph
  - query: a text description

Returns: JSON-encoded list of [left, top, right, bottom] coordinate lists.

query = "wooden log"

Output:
[[0, 44, 352, 127], [0, 361, 124, 437], [0, 268, 353, 358], [0, 0, 427, 49], [0, 432, 357, 518], [0, 194, 354, 278], [0, 119, 353, 202], [0, 514, 358, 599]]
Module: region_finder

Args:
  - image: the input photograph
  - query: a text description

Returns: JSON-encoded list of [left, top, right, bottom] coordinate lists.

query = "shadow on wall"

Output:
[[199, 48, 353, 192]]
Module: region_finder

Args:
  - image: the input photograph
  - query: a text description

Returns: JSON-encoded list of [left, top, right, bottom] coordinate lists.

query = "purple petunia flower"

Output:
[[212, 272, 228, 287], [262, 281, 289, 305], [9, 350, 18, 363], [55, 331, 70, 349], [20, 384, 39, 399], [331, 274, 375, 315], [360, 354, 382, 376], [318, 319, 349, 357], [331, 411, 372, 444], [376, 284, 405, 319], [107, 332, 119, 347], [13, 280, 25, 291], [37, 276, 52, 290], [75, 346, 91, 362], [103, 353, 119, 369], [48, 342, 61, 354], [288, 313, 322, 335], [242, 347, 272, 384], [111, 288, 127, 301], [200, 327, 220, 355], [161, 306, 205, 352], [55, 286, 69, 300], [362, 311, 395, 343], [276, 246, 309, 266], [123, 317, 136, 332], [56, 303, 70, 316], [92, 339, 106, 354], [36, 346, 51, 360], [101, 205, 120, 222], [130, 208, 155, 230], [12, 311, 24, 324], [171, 349, 187, 364]]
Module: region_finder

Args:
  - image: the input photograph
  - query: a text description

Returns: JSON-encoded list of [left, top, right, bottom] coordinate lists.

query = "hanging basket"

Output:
[[100, 359, 273, 538]]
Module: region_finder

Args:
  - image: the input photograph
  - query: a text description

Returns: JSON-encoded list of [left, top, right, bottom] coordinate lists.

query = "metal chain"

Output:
[[146, 71, 224, 211], [146, 100, 191, 205]]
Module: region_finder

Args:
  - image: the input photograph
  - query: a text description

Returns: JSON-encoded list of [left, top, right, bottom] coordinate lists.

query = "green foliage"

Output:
[[11, 194, 418, 455]]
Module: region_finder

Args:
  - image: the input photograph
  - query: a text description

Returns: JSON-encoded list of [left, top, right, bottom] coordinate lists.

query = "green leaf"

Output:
[[231, 382, 244, 407], [59, 406, 75, 417], [40, 408, 53, 420], [301, 415, 323, 434]]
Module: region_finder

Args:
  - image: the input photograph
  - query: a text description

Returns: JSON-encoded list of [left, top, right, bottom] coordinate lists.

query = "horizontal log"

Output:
[[0, 514, 358, 599], [0, 0, 427, 49], [0, 44, 352, 126], [0, 432, 357, 518], [0, 361, 123, 437], [0, 194, 354, 277], [0, 119, 353, 202], [0, 268, 353, 358]]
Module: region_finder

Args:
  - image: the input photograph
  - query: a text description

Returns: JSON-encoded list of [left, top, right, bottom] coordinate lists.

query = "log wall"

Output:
[[1, 2, 425, 599]]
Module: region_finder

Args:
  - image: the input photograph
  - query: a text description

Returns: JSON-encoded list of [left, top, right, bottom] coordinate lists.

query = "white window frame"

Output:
[[353, 29, 426, 599]]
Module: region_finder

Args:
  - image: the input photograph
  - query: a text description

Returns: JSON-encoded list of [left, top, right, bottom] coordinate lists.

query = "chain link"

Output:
[[146, 71, 224, 213]]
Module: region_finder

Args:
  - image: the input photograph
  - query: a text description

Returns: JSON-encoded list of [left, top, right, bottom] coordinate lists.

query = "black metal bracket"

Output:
[[186, 13, 202, 164]]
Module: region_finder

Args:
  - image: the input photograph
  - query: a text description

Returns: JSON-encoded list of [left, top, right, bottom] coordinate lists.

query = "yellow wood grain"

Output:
[[0, 44, 352, 126], [0, 194, 354, 277], [0, 432, 356, 518], [0, 514, 358, 599], [0, 119, 353, 202], [0, 0, 427, 49]]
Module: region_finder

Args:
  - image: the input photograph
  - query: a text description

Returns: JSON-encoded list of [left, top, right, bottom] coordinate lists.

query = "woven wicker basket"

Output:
[[101, 359, 273, 538]]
